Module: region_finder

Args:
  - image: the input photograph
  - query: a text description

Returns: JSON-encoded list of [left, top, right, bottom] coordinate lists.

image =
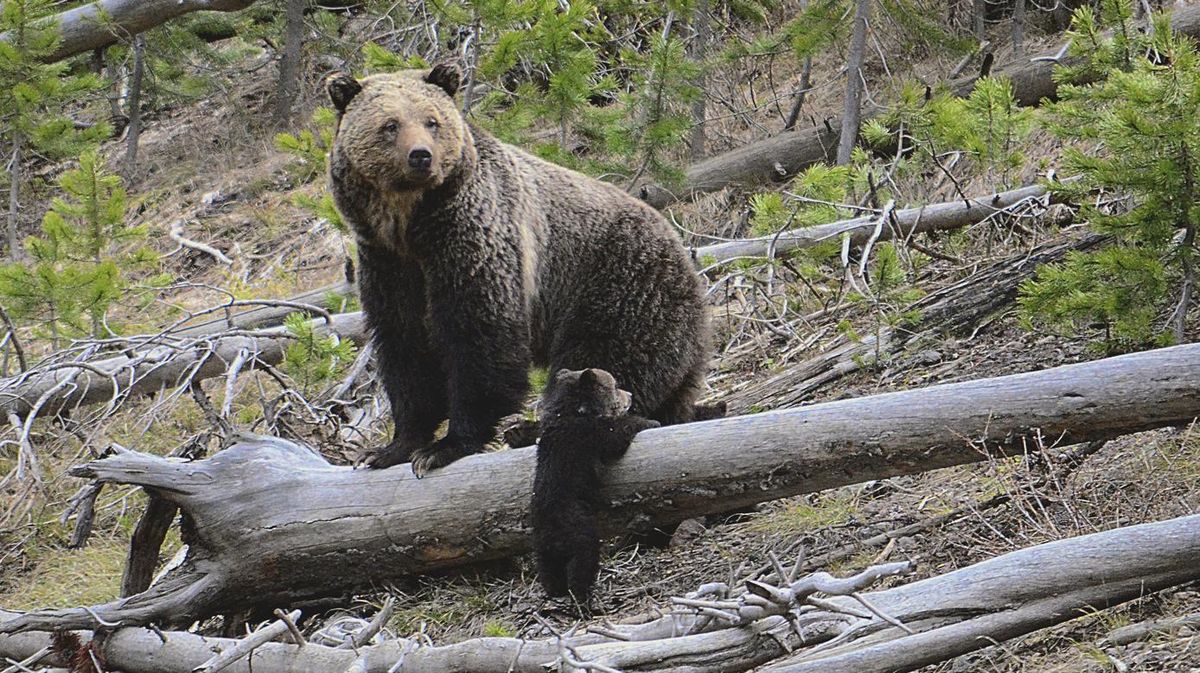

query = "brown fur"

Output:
[[327, 65, 710, 476]]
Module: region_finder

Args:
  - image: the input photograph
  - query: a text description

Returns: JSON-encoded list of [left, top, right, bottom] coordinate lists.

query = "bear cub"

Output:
[[532, 368, 659, 607]]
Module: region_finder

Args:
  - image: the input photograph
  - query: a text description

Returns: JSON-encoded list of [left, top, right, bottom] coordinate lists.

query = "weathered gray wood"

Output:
[[758, 513, 1200, 672], [693, 182, 1056, 263], [170, 281, 357, 337], [0, 312, 366, 421], [3, 514, 1197, 673], [638, 5, 1200, 208], [1, 344, 1198, 632], [8, 0, 261, 64]]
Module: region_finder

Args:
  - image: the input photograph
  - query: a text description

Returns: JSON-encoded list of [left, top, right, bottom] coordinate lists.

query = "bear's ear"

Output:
[[579, 369, 600, 386], [327, 73, 363, 112], [425, 62, 462, 97]]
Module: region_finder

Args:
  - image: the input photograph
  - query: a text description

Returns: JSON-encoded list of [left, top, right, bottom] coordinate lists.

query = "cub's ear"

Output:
[[579, 369, 600, 386], [425, 62, 462, 97], [327, 73, 362, 112]]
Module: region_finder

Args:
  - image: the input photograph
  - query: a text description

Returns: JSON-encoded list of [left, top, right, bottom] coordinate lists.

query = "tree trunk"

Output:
[[6, 131, 21, 260], [688, 0, 710, 160], [694, 181, 1059, 263], [0, 312, 366, 421], [1012, 0, 1026, 55], [837, 0, 871, 166], [636, 4, 1200, 209], [1, 343, 1197, 632], [4, 0, 261, 64], [272, 0, 305, 127], [122, 34, 145, 183]]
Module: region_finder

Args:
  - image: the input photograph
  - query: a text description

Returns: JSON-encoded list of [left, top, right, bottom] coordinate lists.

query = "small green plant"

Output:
[[279, 312, 358, 396], [867, 76, 1032, 189], [841, 243, 925, 368], [0, 151, 151, 344], [275, 107, 337, 182], [292, 192, 346, 233], [1019, 6, 1200, 351]]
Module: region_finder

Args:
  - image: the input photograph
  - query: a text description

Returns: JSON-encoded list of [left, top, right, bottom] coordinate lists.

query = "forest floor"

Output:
[[1, 6, 1199, 672]]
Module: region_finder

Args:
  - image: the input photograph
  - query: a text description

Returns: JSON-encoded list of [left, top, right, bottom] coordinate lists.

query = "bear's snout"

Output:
[[408, 147, 434, 170]]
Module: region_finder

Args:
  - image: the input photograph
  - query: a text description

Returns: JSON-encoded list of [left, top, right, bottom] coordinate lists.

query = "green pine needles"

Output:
[[0, 152, 151, 345], [1018, 6, 1200, 351]]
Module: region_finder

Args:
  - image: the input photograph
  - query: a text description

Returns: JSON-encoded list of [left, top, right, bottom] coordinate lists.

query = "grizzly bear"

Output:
[[531, 368, 658, 606], [327, 64, 710, 476]]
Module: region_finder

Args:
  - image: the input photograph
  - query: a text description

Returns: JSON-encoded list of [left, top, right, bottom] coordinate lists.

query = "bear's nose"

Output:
[[408, 147, 433, 170]]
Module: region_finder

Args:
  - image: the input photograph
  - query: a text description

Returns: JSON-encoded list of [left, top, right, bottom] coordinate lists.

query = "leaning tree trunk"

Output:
[[1, 344, 1198, 633], [693, 181, 1060, 263], [636, 4, 1200, 208], [3, 0, 262, 64]]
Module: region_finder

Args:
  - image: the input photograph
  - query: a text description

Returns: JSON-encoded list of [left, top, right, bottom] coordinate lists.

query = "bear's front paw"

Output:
[[410, 437, 483, 478], [364, 438, 419, 470]]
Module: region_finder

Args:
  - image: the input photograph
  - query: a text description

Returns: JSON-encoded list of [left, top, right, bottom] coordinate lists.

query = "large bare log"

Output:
[[694, 182, 1056, 263], [7, 0, 262, 64], [2, 514, 1197, 673], [1, 344, 1197, 632], [638, 5, 1200, 208], [0, 312, 366, 422]]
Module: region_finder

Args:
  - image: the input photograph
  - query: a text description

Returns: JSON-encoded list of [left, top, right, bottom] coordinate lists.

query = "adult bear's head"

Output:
[[327, 64, 469, 192]]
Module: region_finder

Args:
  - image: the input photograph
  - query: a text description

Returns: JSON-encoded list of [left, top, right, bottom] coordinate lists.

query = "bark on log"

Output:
[[1, 344, 1197, 632], [693, 182, 1057, 263], [8, 0, 262, 64], [170, 281, 357, 338], [638, 4, 1200, 208], [0, 312, 366, 421], [2, 514, 1197, 673]]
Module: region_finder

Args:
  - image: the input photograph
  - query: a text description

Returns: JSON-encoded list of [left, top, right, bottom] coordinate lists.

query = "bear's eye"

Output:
[[382, 120, 399, 135], [425, 117, 439, 130]]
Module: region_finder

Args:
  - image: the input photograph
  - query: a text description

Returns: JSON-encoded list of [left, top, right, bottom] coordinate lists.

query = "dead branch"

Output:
[[692, 182, 1059, 264], [0, 312, 366, 422], [0, 343, 1196, 632], [722, 233, 1109, 412], [168, 220, 233, 266]]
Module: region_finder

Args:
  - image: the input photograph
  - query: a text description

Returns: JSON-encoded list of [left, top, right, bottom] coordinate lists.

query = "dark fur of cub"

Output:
[[531, 368, 658, 606]]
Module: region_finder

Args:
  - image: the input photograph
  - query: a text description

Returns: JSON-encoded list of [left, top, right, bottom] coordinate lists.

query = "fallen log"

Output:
[[2, 514, 1197, 673], [693, 181, 1056, 264], [7, 0, 262, 65], [637, 4, 1200, 208], [170, 281, 357, 338], [0, 312, 366, 422], [1, 343, 1197, 632]]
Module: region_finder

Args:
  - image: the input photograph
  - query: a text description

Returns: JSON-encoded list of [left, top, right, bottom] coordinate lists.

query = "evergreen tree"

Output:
[[0, 0, 107, 259], [1019, 6, 1200, 350], [0, 151, 150, 344]]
